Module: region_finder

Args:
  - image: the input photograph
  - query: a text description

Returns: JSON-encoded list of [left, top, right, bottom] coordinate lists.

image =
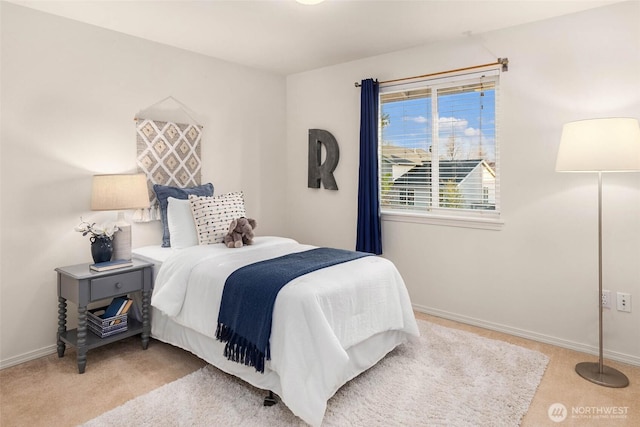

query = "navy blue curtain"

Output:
[[356, 79, 382, 255]]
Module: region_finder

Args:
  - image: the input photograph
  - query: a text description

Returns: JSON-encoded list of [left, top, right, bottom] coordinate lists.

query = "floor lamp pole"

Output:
[[597, 171, 604, 373], [574, 171, 629, 388]]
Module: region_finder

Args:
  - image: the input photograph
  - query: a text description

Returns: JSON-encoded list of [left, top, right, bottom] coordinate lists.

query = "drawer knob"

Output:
[[115, 282, 122, 289]]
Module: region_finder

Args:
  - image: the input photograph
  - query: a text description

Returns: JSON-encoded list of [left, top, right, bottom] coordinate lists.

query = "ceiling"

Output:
[[10, 0, 620, 75]]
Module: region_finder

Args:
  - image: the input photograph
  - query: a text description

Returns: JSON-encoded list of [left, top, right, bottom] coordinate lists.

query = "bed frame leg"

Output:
[[263, 390, 277, 407]]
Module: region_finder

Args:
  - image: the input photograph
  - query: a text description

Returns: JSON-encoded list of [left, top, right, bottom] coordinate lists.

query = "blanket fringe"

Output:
[[216, 323, 268, 373]]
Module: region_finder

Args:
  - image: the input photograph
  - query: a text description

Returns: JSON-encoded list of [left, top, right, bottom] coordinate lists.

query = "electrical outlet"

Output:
[[602, 290, 611, 309], [616, 292, 631, 313]]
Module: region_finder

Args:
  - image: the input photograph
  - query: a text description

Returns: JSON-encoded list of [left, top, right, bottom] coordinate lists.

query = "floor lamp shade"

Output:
[[555, 117, 640, 389], [91, 174, 150, 261], [556, 118, 640, 172]]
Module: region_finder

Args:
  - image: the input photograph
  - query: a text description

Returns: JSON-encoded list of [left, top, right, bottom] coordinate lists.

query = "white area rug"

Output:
[[83, 320, 548, 426]]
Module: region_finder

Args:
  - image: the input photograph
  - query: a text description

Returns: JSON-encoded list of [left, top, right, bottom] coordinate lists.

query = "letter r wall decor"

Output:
[[308, 129, 339, 190]]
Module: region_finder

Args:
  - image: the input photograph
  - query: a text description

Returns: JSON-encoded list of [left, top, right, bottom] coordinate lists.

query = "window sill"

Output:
[[381, 211, 504, 231]]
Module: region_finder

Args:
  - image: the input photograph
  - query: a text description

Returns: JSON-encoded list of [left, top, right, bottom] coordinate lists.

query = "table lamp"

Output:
[[91, 173, 150, 260]]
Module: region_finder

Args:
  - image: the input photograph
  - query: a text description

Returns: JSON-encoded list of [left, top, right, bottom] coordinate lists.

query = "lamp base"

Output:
[[575, 362, 629, 388], [112, 212, 132, 261]]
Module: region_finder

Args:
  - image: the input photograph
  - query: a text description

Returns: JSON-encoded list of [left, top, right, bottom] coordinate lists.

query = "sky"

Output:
[[381, 88, 496, 163]]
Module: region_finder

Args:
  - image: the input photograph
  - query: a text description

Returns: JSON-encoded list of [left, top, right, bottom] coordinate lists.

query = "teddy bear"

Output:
[[223, 217, 257, 248]]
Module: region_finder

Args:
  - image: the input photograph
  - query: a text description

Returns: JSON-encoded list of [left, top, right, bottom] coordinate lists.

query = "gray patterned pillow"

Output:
[[189, 192, 246, 245]]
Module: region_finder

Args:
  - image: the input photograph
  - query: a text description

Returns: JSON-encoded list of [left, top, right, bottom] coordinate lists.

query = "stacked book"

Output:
[[90, 259, 134, 272], [87, 296, 133, 338]]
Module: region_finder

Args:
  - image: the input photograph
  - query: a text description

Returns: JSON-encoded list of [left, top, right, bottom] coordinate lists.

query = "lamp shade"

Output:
[[556, 118, 640, 172], [91, 174, 150, 211]]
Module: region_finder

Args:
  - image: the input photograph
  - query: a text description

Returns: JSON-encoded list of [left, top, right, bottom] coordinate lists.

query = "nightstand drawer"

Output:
[[90, 271, 142, 300]]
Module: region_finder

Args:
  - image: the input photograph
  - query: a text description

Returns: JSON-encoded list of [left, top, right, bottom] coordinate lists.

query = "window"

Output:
[[379, 68, 502, 229]]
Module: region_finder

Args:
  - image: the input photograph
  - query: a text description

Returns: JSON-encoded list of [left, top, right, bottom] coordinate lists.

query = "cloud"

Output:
[[464, 127, 480, 137], [438, 116, 468, 129], [434, 117, 497, 161], [404, 116, 429, 123]]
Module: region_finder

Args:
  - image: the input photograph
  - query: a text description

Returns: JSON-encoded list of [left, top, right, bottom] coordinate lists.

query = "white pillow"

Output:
[[167, 197, 198, 249], [189, 192, 246, 245]]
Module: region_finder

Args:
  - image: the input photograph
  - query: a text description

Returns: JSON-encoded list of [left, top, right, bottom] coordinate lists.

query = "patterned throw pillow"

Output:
[[189, 192, 246, 245]]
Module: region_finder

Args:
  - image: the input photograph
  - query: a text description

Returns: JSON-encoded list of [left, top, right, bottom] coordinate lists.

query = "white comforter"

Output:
[[151, 236, 419, 426]]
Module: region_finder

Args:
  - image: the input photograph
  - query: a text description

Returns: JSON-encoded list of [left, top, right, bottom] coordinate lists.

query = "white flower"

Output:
[[75, 217, 119, 240], [74, 223, 90, 233]]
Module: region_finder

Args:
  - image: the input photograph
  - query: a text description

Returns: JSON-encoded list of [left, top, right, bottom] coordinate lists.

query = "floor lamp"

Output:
[[91, 174, 150, 261], [556, 117, 640, 388]]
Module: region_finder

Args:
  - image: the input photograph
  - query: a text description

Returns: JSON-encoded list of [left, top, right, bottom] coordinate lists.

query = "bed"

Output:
[[132, 235, 419, 426], [129, 186, 418, 425]]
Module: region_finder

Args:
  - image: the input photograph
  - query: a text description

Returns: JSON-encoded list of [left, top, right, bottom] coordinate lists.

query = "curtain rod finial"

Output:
[[498, 57, 509, 72], [354, 82, 361, 87]]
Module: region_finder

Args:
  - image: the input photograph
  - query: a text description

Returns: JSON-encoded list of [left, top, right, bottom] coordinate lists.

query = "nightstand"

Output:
[[55, 259, 153, 373]]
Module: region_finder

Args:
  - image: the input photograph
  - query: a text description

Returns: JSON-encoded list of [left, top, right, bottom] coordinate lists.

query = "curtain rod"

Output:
[[354, 58, 508, 87]]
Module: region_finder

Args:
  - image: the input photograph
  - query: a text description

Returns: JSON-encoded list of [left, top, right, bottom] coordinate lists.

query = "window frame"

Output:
[[378, 67, 504, 230]]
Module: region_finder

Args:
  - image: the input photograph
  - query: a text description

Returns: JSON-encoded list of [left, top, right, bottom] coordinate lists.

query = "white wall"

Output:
[[2, 1, 639, 369], [286, 1, 640, 364], [0, 3, 287, 366]]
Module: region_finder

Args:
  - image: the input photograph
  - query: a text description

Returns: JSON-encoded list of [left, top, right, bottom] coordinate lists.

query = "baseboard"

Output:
[[414, 304, 640, 367], [0, 345, 57, 370], [3, 308, 639, 370]]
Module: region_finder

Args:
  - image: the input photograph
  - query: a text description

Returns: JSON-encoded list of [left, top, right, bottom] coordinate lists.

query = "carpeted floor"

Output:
[[81, 319, 548, 426], [1, 312, 638, 426]]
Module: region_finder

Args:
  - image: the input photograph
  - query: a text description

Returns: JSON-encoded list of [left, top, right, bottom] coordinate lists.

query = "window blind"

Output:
[[379, 70, 500, 219]]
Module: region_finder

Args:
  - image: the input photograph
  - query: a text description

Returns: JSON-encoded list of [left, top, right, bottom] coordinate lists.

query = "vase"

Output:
[[90, 236, 113, 264]]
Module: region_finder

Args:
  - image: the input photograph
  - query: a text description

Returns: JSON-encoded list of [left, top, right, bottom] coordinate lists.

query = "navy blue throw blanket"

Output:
[[215, 247, 372, 373]]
